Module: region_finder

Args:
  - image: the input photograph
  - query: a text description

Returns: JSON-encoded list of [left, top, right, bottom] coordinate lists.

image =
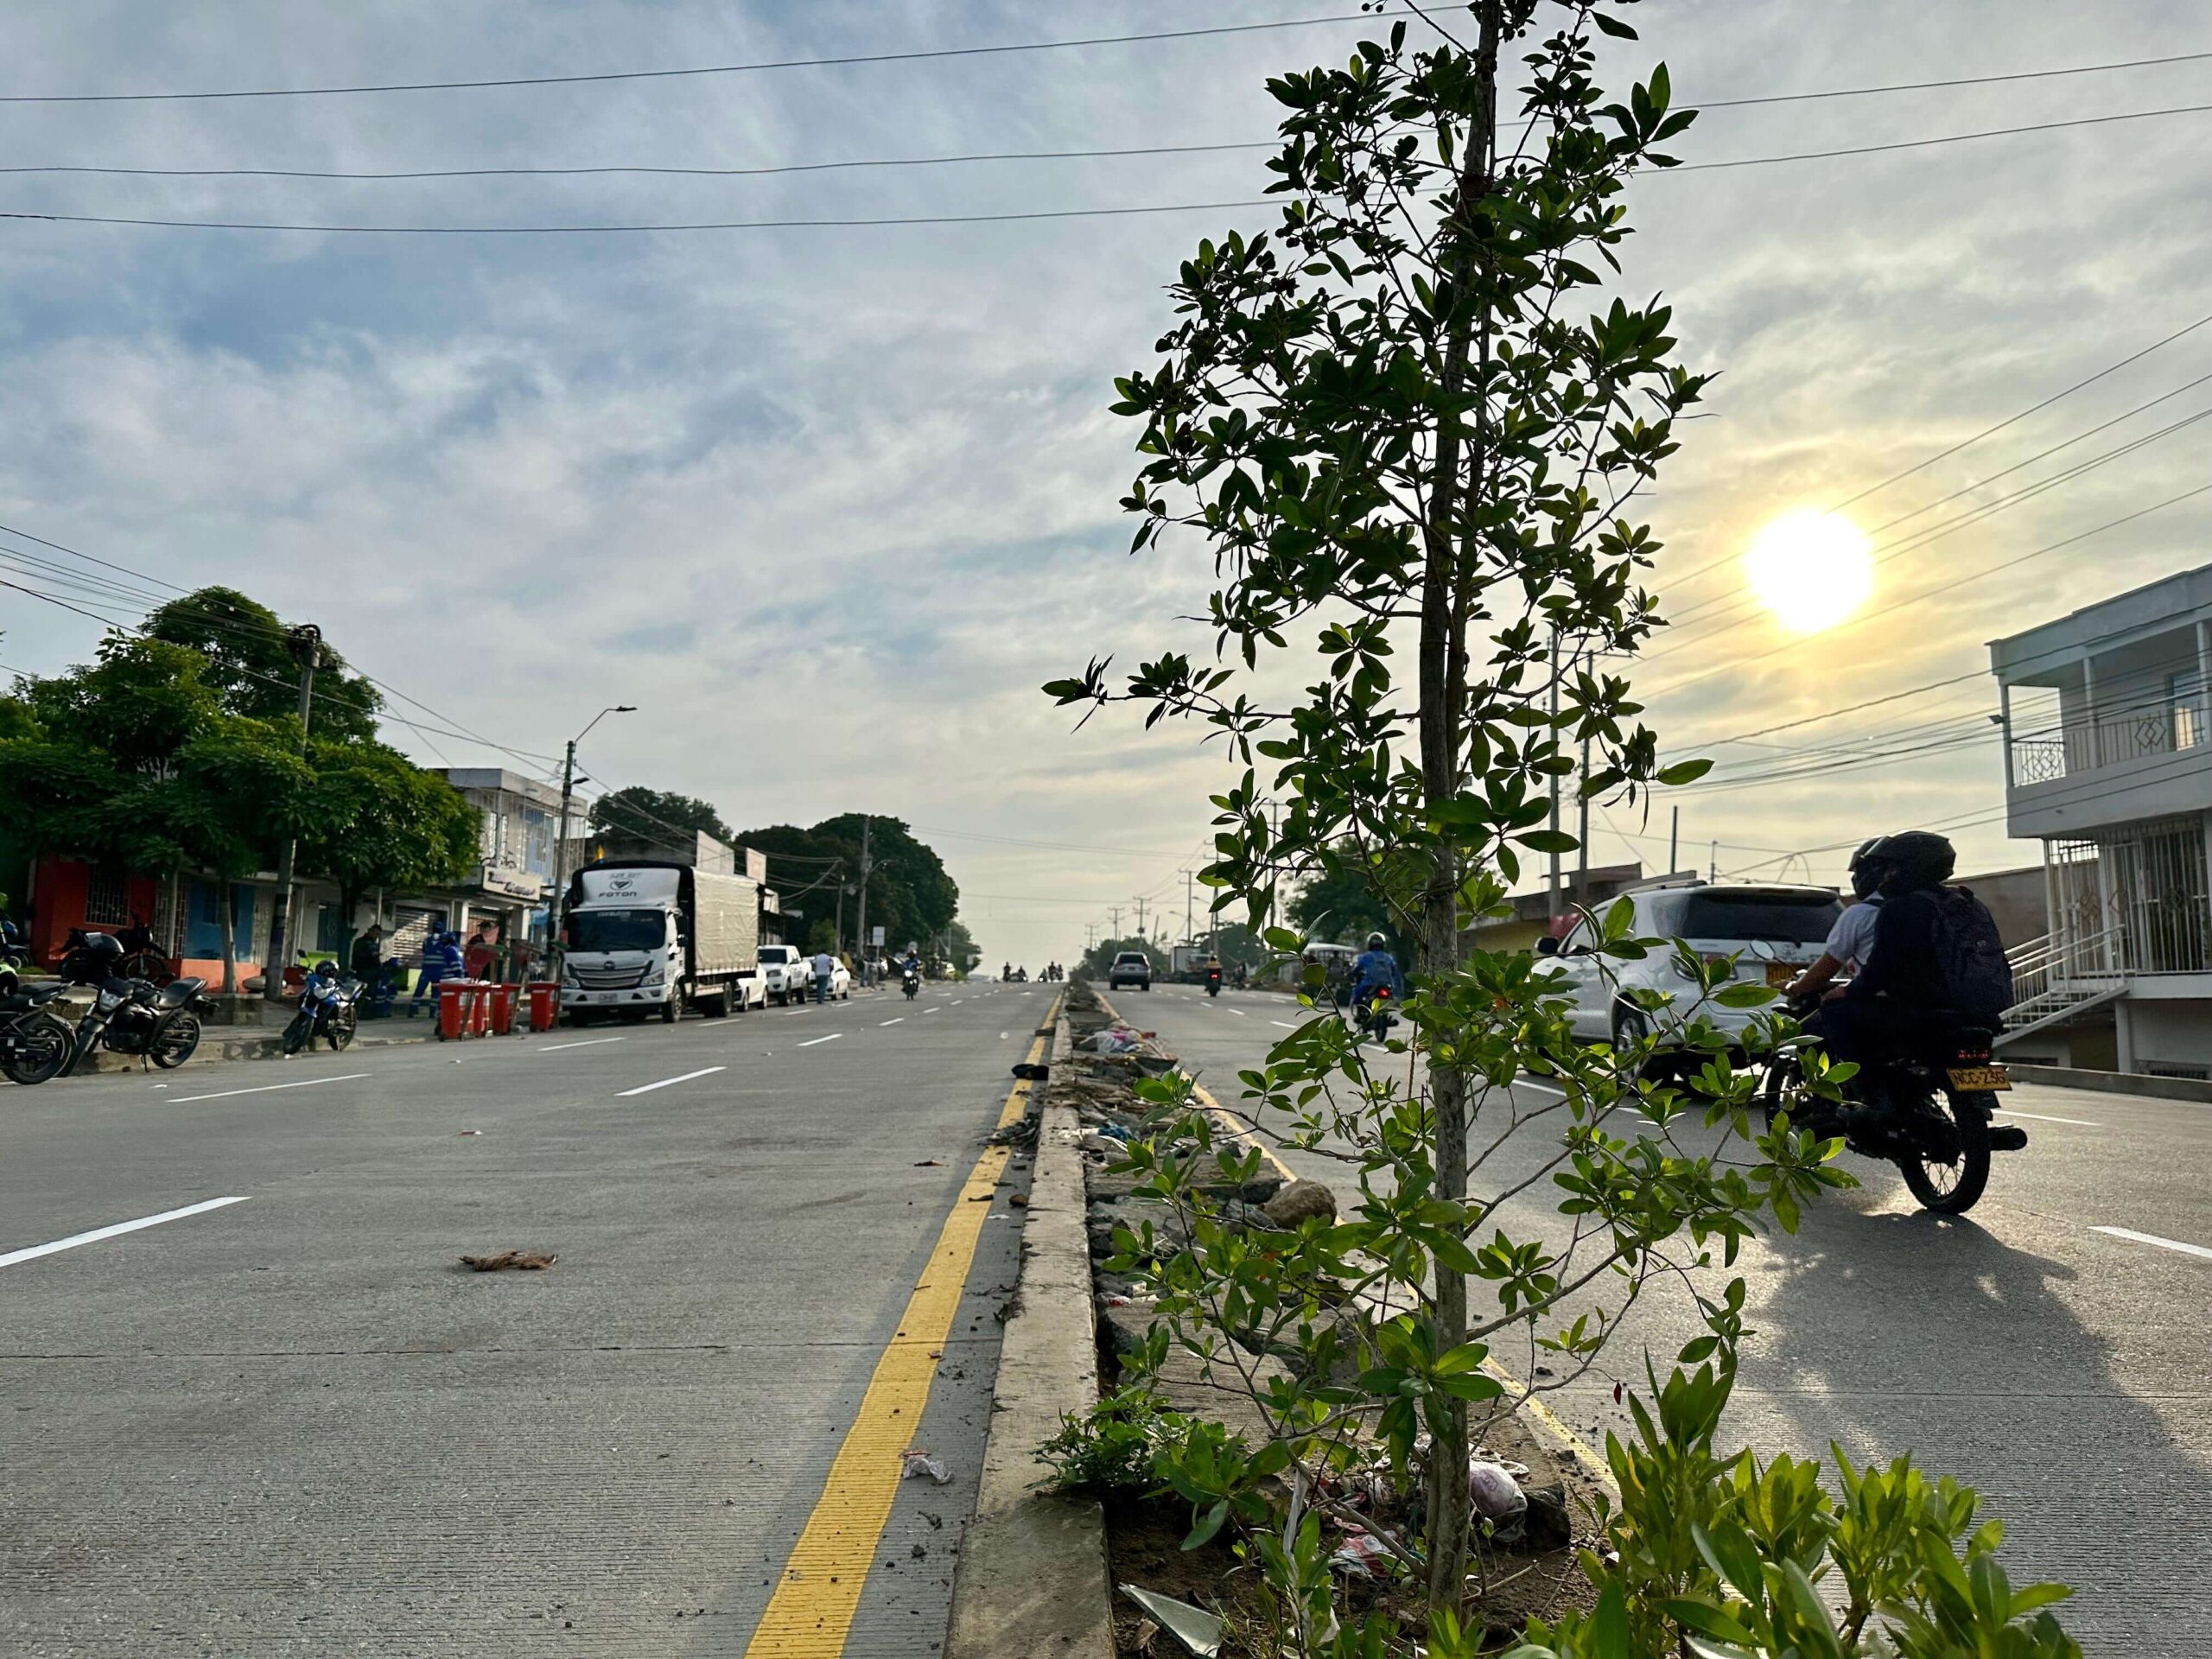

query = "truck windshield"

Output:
[[569, 910, 667, 953]]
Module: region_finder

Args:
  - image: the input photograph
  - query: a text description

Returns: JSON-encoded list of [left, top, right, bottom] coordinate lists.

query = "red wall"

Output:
[[28, 857, 164, 968]]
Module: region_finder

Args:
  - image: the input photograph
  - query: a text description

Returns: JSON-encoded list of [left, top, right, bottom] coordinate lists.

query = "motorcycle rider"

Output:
[[1350, 931, 1405, 1015], [1785, 837, 1891, 1001], [1806, 830, 1969, 1074]]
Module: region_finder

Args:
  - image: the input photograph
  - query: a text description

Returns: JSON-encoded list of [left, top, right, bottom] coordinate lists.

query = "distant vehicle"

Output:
[[561, 861, 760, 1024], [1108, 950, 1153, 992], [1539, 880, 1844, 1055], [1300, 941, 1361, 1006], [902, 963, 921, 1001], [1170, 943, 1209, 982], [754, 944, 811, 1007]]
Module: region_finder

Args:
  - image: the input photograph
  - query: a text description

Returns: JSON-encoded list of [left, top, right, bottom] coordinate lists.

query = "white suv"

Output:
[[754, 944, 810, 1007], [1541, 882, 1843, 1052], [1108, 950, 1154, 991]]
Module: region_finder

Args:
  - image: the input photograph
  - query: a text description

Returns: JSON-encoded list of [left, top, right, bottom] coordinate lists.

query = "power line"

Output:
[[0, 141, 1276, 184], [0, 14, 1372, 104], [1666, 99, 2212, 174], [0, 198, 1279, 236], [1695, 48, 2212, 108]]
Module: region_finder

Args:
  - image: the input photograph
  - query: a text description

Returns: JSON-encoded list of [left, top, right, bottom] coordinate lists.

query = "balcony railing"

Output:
[[2009, 697, 2208, 786]]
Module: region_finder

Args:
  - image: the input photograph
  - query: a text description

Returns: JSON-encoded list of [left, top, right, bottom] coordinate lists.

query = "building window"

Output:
[[84, 865, 130, 927]]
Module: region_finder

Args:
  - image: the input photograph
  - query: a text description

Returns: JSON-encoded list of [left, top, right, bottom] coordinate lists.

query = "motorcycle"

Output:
[[1205, 967, 1223, 998], [0, 984, 78, 1084], [902, 968, 921, 1001], [283, 963, 359, 1055], [1356, 983, 1395, 1042], [1760, 996, 2027, 1215], [57, 974, 208, 1077]]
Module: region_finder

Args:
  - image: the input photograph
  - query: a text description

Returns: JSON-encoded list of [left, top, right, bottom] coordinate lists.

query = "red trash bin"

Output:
[[488, 983, 518, 1036], [466, 981, 492, 1037], [527, 982, 561, 1033], [436, 979, 468, 1041]]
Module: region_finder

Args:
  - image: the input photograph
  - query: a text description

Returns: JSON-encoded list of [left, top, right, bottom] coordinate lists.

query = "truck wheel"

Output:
[[706, 984, 730, 1019], [662, 987, 684, 1024]]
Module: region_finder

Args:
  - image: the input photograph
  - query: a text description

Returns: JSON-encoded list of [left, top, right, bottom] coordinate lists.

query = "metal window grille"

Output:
[[83, 865, 130, 927], [2051, 817, 2210, 975]]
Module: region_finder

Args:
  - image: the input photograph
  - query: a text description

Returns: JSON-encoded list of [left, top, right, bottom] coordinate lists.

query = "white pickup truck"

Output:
[[753, 944, 812, 1007]]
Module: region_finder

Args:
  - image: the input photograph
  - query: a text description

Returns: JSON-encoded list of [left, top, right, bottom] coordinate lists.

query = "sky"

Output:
[[3, 0, 2210, 969]]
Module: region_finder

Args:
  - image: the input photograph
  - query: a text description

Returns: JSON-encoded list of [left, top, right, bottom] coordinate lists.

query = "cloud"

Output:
[[6, 1, 2212, 962]]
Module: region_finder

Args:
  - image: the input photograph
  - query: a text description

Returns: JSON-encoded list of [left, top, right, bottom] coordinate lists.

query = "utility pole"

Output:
[[1709, 839, 1719, 881], [1134, 897, 1149, 940], [853, 817, 874, 985], [1181, 868, 1196, 946], [547, 705, 636, 973], [1109, 906, 1123, 941], [833, 862, 847, 957], [1574, 724, 1592, 910], [1669, 804, 1680, 878], [262, 624, 321, 1007], [1546, 626, 1563, 922]]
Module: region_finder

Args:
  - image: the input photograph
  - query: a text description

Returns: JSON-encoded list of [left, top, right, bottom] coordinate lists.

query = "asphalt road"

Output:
[[1114, 982, 2212, 1654], [0, 981, 1060, 1657]]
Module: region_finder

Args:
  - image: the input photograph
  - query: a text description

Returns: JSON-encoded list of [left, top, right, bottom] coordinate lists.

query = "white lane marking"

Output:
[[923, 1007, 941, 1014], [618, 1065, 727, 1097], [880, 1017, 906, 1027], [1227, 1008, 1248, 1017], [1271, 1020, 1300, 1030], [2092, 1225, 2212, 1262], [798, 1033, 843, 1048], [1999, 1109, 2101, 1127], [536, 1036, 626, 1053], [1, 1197, 251, 1270], [953, 999, 966, 1005], [1514, 1078, 1567, 1097], [172, 1072, 368, 1104]]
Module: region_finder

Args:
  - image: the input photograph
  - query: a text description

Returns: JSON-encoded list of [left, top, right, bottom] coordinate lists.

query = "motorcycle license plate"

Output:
[[1948, 1065, 2012, 1092], [1764, 963, 1796, 988]]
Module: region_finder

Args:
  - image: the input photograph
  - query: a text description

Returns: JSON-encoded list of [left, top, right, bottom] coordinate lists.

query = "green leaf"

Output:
[[1656, 758, 1712, 785], [1592, 10, 1639, 38], [1517, 830, 1581, 855], [1591, 1580, 1631, 1659]]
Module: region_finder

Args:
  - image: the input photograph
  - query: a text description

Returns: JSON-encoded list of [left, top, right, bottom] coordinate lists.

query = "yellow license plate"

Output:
[[1948, 1065, 2012, 1092], [1765, 963, 1796, 988]]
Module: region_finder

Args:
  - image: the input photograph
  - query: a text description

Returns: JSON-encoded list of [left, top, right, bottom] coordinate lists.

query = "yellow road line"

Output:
[[743, 994, 1062, 1658]]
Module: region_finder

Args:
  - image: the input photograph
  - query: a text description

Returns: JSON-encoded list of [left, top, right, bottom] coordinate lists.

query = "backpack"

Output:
[[1933, 887, 2013, 1021]]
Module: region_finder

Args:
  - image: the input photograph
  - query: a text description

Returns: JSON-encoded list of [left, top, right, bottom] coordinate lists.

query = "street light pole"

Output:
[[547, 705, 636, 966], [852, 817, 874, 985]]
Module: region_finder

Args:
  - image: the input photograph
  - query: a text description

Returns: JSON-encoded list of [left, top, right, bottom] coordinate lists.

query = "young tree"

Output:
[[1050, 8, 2075, 1650], [146, 586, 383, 744]]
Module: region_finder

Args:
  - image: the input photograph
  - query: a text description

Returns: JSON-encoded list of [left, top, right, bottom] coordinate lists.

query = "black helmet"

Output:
[[67, 930, 124, 984], [1365, 931, 1388, 950], [1847, 836, 1891, 900], [1873, 830, 1955, 894]]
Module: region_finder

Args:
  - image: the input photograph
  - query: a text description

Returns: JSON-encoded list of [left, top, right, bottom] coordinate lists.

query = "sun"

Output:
[[1743, 509, 1875, 634]]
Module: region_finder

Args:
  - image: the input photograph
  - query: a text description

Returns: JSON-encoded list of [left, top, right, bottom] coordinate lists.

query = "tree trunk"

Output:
[[218, 875, 238, 995], [1419, 3, 1503, 1612]]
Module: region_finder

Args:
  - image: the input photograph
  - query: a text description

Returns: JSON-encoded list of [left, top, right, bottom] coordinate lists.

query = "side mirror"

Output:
[[1535, 935, 1561, 957]]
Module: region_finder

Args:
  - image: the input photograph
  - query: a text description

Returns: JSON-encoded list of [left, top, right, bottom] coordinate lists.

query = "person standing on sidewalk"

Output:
[[810, 947, 836, 1004]]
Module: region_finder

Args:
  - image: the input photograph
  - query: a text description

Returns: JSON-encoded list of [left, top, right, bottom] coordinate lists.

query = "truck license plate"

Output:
[[1947, 1065, 2012, 1092]]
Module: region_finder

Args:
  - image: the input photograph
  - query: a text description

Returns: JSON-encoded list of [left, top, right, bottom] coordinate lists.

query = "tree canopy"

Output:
[[146, 586, 383, 745], [733, 814, 961, 957], [589, 785, 734, 848]]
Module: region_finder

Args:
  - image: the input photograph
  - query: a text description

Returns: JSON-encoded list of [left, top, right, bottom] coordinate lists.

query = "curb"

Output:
[[944, 1007, 1116, 1659], [2005, 1061, 2212, 1105]]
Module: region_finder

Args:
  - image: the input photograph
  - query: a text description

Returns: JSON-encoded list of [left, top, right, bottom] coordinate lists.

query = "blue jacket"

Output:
[[1352, 948, 1404, 1001]]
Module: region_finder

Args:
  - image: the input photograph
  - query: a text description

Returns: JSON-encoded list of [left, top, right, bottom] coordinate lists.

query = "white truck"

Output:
[[753, 943, 812, 1007], [559, 861, 760, 1024]]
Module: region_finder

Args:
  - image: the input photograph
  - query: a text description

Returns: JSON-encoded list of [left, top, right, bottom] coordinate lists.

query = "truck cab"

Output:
[[563, 868, 683, 1023]]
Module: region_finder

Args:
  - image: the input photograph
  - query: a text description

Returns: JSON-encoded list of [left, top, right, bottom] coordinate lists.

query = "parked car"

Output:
[[754, 944, 811, 1007], [828, 959, 853, 1000], [1540, 880, 1843, 1054], [1108, 950, 1154, 991]]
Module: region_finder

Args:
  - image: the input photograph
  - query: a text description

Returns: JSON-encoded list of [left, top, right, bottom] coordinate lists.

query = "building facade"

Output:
[[1990, 562, 2212, 1077]]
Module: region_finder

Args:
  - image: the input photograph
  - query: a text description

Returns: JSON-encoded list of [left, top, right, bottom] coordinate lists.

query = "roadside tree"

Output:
[[295, 739, 481, 965], [590, 785, 735, 848], [1049, 4, 2076, 1653], [146, 586, 383, 745]]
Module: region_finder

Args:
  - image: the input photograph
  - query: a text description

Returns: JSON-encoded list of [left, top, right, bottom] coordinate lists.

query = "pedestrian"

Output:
[[464, 927, 495, 982], [811, 946, 836, 1004], [350, 925, 385, 990], [412, 926, 463, 1011]]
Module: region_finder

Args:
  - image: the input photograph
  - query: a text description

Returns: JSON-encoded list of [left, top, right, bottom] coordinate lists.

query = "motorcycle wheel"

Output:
[[327, 1008, 358, 1052], [281, 1013, 313, 1056], [2, 1013, 73, 1084], [152, 1014, 202, 1070], [1898, 1093, 1993, 1215]]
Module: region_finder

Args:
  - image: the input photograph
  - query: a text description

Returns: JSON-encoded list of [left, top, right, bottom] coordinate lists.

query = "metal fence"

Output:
[[2008, 677, 2209, 785], [2050, 817, 2212, 976]]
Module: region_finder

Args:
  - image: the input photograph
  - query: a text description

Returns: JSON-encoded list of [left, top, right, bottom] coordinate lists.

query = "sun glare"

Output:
[[1743, 509, 1875, 634]]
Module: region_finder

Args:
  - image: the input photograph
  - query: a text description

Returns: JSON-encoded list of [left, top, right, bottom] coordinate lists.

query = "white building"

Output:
[[1991, 563, 2212, 1077]]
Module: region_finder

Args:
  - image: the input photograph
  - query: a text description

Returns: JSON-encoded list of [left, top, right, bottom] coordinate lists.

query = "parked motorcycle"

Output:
[[283, 963, 359, 1055], [1760, 996, 2027, 1215], [56, 975, 207, 1077], [0, 985, 77, 1084], [902, 968, 921, 1001]]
